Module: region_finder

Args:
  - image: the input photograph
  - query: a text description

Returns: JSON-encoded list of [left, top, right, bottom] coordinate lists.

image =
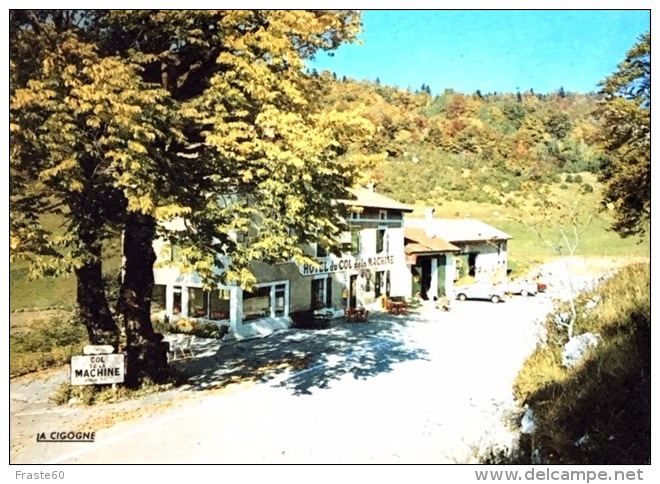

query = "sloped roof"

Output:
[[404, 228, 460, 254], [405, 217, 512, 242], [339, 187, 414, 212]]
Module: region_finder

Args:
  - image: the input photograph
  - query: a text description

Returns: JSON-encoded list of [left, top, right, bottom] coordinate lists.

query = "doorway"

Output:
[[468, 253, 477, 278], [412, 258, 432, 300], [349, 274, 358, 309]]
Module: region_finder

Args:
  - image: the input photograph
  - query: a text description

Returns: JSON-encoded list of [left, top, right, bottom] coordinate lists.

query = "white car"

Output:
[[455, 283, 506, 303], [503, 279, 538, 297], [503, 279, 539, 296]]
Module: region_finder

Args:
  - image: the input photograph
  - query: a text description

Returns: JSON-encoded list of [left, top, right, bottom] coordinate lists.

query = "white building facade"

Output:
[[151, 187, 413, 338], [405, 211, 511, 286]]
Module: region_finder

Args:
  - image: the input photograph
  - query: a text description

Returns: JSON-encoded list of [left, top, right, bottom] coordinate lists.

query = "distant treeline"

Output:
[[314, 72, 608, 204]]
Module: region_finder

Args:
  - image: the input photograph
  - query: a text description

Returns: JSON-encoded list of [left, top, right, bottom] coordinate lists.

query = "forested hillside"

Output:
[[315, 72, 605, 205]]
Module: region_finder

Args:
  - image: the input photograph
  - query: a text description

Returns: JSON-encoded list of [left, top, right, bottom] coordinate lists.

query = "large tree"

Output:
[[597, 31, 650, 238], [10, 10, 366, 385]]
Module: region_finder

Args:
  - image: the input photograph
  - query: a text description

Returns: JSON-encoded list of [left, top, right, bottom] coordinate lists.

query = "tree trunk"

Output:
[[564, 258, 578, 339], [73, 204, 120, 349], [120, 212, 170, 387], [74, 255, 119, 349]]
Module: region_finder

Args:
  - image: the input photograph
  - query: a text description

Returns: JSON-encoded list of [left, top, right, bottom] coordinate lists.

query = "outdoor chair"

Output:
[[166, 333, 196, 361], [345, 307, 369, 322]]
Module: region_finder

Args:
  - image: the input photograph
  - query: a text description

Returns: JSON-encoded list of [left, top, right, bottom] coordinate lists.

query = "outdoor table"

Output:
[[387, 300, 408, 315], [344, 307, 368, 322]]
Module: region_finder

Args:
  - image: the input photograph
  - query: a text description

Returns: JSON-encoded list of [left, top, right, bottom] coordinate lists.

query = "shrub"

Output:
[[559, 183, 568, 189], [454, 275, 476, 287], [565, 174, 574, 183], [10, 314, 87, 376], [50, 378, 179, 406], [580, 183, 593, 193], [573, 174, 583, 183], [153, 317, 227, 339]]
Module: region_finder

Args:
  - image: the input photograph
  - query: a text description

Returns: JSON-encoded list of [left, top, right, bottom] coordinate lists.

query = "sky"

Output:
[[309, 10, 650, 95]]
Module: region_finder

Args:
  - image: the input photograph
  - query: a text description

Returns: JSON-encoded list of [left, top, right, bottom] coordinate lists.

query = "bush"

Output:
[[559, 183, 568, 189], [580, 183, 593, 193], [153, 317, 228, 339], [50, 378, 179, 406], [454, 275, 477, 287], [565, 174, 574, 183], [573, 174, 583, 183], [10, 314, 87, 376]]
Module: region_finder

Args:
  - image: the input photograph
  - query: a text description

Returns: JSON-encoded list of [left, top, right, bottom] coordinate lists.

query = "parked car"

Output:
[[503, 279, 538, 297], [455, 282, 506, 303]]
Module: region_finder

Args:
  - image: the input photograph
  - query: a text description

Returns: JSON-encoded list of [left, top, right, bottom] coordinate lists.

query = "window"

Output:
[[152, 285, 167, 312], [188, 287, 207, 318], [172, 286, 182, 315], [187, 288, 231, 320], [209, 290, 231, 320], [311, 279, 326, 309], [311, 277, 331, 309], [379, 210, 387, 220], [316, 243, 328, 257], [170, 244, 181, 262], [375, 270, 391, 297], [243, 286, 271, 322], [275, 284, 286, 316], [375, 271, 382, 297], [242, 282, 288, 323], [376, 228, 386, 253], [326, 276, 332, 307], [351, 227, 361, 256]]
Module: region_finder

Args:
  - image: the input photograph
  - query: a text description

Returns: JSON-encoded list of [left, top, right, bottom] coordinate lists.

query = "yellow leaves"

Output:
[[10, 235, 21, 252], [154, 205, 192, 221], [127, 195, 155, 215], [127, 140, 147, 154], [38, 157, 78, 182], [11, 83, 57, 109], [69, 180, 84, 192]]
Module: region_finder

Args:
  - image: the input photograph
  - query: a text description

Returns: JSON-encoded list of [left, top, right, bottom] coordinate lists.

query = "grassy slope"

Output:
[[10, 211, 122, 311], [513, 263, 650, 464], [408, 173, 649, 275]]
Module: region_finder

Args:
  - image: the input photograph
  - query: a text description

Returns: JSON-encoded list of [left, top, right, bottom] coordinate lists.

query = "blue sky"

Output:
[[309, 10, 650, 95]]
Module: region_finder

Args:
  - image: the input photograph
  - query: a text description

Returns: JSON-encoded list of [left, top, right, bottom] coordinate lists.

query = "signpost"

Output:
[[82, 345, 115, 355], [71, 346, 125, 385]]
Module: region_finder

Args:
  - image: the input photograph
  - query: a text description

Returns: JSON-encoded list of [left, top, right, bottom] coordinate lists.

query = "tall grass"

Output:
[[513, 263, 650, 464]]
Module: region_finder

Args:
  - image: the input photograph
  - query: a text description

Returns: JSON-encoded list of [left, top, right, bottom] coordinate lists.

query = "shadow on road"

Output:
[[176, 314, 431, 396]]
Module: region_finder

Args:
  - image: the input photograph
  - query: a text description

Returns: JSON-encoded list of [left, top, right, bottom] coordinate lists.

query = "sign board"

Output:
[[71, 354, 125, 385], [83, 345, 114, 355], [299, 255, 396, 276]]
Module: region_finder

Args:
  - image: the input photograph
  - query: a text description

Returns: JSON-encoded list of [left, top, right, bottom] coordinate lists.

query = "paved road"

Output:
[[12, 293, 555, 464]]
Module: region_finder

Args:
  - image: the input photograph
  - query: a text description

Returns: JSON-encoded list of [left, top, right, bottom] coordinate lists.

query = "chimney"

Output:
[[366, 182, 375, 192]]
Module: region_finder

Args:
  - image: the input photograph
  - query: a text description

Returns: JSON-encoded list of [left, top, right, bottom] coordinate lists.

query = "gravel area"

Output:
[[11, 257, 634, 463]]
